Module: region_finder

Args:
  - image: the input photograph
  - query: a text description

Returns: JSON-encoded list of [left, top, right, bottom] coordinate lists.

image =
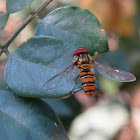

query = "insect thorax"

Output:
[[74, 53, 92, 69]]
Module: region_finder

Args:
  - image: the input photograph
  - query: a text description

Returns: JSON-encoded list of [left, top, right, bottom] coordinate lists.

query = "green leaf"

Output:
[[0, 12, 9, 35], [0, 90, 69, 140], [6, 0, 34, 13], [4, 36, 80, 97], [35, 6, 109, 55], [4, 36, 99, 97]]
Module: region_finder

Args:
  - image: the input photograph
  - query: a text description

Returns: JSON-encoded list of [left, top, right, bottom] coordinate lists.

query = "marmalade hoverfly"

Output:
[[44, 47, 136, 96]]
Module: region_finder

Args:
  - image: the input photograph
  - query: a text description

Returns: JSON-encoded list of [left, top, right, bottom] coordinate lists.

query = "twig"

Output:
[[0, 0, 53, 56]]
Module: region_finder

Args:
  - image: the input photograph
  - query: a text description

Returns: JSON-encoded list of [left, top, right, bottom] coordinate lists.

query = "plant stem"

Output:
[[0, 0, 53, 55]]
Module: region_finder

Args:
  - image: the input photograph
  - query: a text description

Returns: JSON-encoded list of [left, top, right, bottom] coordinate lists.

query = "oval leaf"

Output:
[[35, 6, 109, 55], [6, 0, 34, 13], [0, 90, 69, 140], [0, 12, 9, 35], [4, 36, 83, 97], [4, 36, 99, 97]]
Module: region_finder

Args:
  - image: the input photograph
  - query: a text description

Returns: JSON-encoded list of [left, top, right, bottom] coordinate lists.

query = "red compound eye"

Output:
[[73, 48, 89, 56]]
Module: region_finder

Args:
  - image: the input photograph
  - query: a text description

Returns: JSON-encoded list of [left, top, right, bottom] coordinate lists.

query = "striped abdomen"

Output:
[[80, 69, 95, 96]]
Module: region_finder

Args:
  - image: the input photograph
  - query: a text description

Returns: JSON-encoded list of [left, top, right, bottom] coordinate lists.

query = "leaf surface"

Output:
[[4, 36, 83, 97], [4, 36, 99, 97], [7, 0, 34, 13], [35, 6, 109, 55], [0, 90, 69, 140]]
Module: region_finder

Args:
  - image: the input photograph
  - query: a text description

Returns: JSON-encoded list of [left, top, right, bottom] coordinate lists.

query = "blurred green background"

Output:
[[0, 0, 140, 140]]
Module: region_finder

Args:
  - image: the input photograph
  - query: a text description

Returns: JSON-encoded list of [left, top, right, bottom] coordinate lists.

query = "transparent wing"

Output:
[[94, 61, 136, 82], [44, 64, 79, 90]]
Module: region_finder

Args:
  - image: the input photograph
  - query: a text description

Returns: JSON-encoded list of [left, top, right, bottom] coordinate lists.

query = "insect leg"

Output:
[[70, 75, 80, 94], [92, 61, 98, 78], [91, 65, 95, 68], [94, 74, 98, 78], [69, 60, 74, 63]]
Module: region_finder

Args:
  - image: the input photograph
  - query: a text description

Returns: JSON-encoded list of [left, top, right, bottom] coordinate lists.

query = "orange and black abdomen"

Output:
[[80, 69, 95, 96]]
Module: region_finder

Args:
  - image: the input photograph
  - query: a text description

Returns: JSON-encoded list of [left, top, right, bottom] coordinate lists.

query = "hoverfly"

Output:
[[44, 47, 136, 96]]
